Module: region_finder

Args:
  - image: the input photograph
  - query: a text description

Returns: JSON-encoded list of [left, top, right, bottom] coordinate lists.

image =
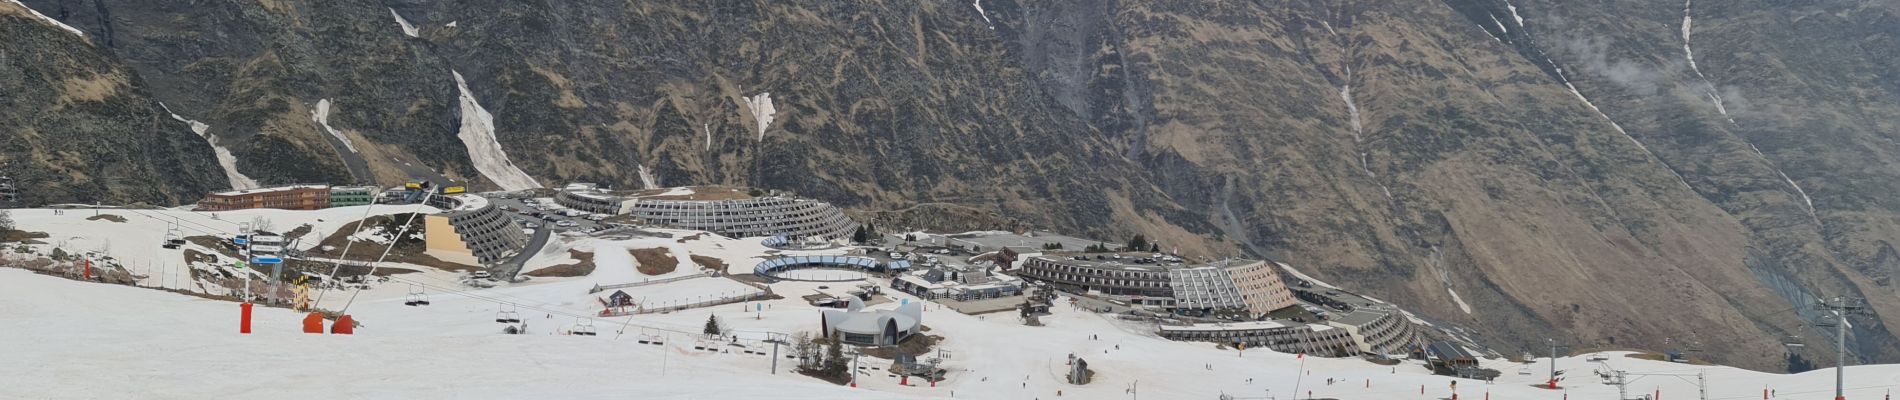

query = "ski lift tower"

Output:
[[1546, 338, 1570, 389], [1815, 296, 1872, 400]]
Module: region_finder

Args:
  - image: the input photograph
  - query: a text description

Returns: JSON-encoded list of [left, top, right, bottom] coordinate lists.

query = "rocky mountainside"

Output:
[[7, 0, 1900, 371]]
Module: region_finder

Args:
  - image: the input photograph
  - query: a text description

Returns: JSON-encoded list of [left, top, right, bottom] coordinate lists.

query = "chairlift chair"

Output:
[[495, 305, 522, 323], [161, 225, 185, 249], [1783, 334, 1805, 348], [572, 319, 597, 336], [404, 284, 431, 306]]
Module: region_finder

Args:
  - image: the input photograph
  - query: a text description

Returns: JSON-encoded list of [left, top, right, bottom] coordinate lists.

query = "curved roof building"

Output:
[[820, 297, 923, 346]]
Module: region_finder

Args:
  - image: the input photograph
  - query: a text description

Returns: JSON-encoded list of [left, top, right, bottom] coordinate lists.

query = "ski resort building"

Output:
[[328, 186, 378, 207], [1322, 306, 1422, 357], [891, 267, 1025, 301], [1157, 320, 1357, 357], [820, 297, 924, 346], [196, 184, 331, 211], [554, 183, 858, 240], [422, 193, 528, 265], [552, 183, 637, 215], [1015, 255, 1298, 318]]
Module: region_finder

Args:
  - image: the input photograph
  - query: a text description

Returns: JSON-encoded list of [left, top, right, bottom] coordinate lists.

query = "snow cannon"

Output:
[[303, 312, 326, 334], [331, 315, 355, 334]]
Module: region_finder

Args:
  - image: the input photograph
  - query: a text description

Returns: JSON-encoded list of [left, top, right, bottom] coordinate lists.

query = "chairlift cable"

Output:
[[337, 191, 438, 314]]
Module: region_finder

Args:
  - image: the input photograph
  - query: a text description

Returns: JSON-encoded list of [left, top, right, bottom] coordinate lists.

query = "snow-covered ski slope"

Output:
[[0, 268, 879, 400], [8, 266, 1900, 399], [6, 212, 1900, 399]]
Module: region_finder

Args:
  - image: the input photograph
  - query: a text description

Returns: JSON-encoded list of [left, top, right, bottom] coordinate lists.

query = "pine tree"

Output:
[[0, 209, 15, 234], [792, 332, 816, 369], [1126, 235, 1149, 253], [852, 226, 868, 243], [703, 314, 722, 336], [824, 338, 848, 378]]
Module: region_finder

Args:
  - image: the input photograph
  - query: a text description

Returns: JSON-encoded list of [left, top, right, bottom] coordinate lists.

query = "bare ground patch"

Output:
[[690, 254, 726, 271], [86, 214, 128, 223], [2, 230, 49, 242], [525, 250, 597, 277], [631, 247, 677, 275], [306, 214, 479, 272]]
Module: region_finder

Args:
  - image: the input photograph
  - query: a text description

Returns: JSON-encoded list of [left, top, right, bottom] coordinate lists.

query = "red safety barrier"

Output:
[[303, 312, 325, 333], [239, 303, 253, 334], [331, 315, 355, 334]]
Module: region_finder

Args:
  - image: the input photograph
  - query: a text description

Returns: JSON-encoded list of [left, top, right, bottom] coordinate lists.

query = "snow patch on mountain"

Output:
[[744, 93, 776, 141], [5, 0, 83, 38], [972, 0, 993, 29], [160, 103, 259, 190], [1748, 144, 1819, 224], [1339, 84, 1364, 143], [1489, 14, 1509, 34], [1552, 66, 1693, 190], [452, 70, 541, 191], [637, 164, 658, 190], [1679, 0, 1735, 124], [702, 123, 712, 151], [389, 8, 419, 38], [1503, 0, 1526, 26], [445, 21, 458, 28], [310, 99, 357, 153]]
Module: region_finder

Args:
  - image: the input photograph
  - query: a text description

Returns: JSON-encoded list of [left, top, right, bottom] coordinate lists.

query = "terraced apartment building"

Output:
[[555, 184, 858, 240], [423, 193, 528, 265], [1017, 256, 1298, 319], [1157, 320, 1357, 357]]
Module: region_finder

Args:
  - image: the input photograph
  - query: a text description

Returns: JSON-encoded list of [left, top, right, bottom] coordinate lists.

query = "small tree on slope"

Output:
[[703, 314, 722, 336]]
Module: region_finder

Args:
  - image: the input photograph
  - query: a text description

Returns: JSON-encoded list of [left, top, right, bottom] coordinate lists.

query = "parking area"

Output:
[[485, 195, 609, 233]]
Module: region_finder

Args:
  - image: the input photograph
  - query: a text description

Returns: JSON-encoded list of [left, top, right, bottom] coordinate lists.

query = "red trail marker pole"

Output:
[[238, 303, 253, 334]]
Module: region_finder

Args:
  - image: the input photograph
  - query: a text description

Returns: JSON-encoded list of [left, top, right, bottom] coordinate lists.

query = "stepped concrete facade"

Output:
[[1158, 321, 1357, 357], [1017, 256, 1298, 319], [555, 184, 858, 240], [423, 193, 527, 265]]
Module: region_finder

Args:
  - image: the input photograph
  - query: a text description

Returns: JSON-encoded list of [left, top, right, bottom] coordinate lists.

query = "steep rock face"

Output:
[[996, 0, 1775, 367], [0, 2, 225, 205], [10, 0, 1900, 371], [997, 0, 1900, 370]]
